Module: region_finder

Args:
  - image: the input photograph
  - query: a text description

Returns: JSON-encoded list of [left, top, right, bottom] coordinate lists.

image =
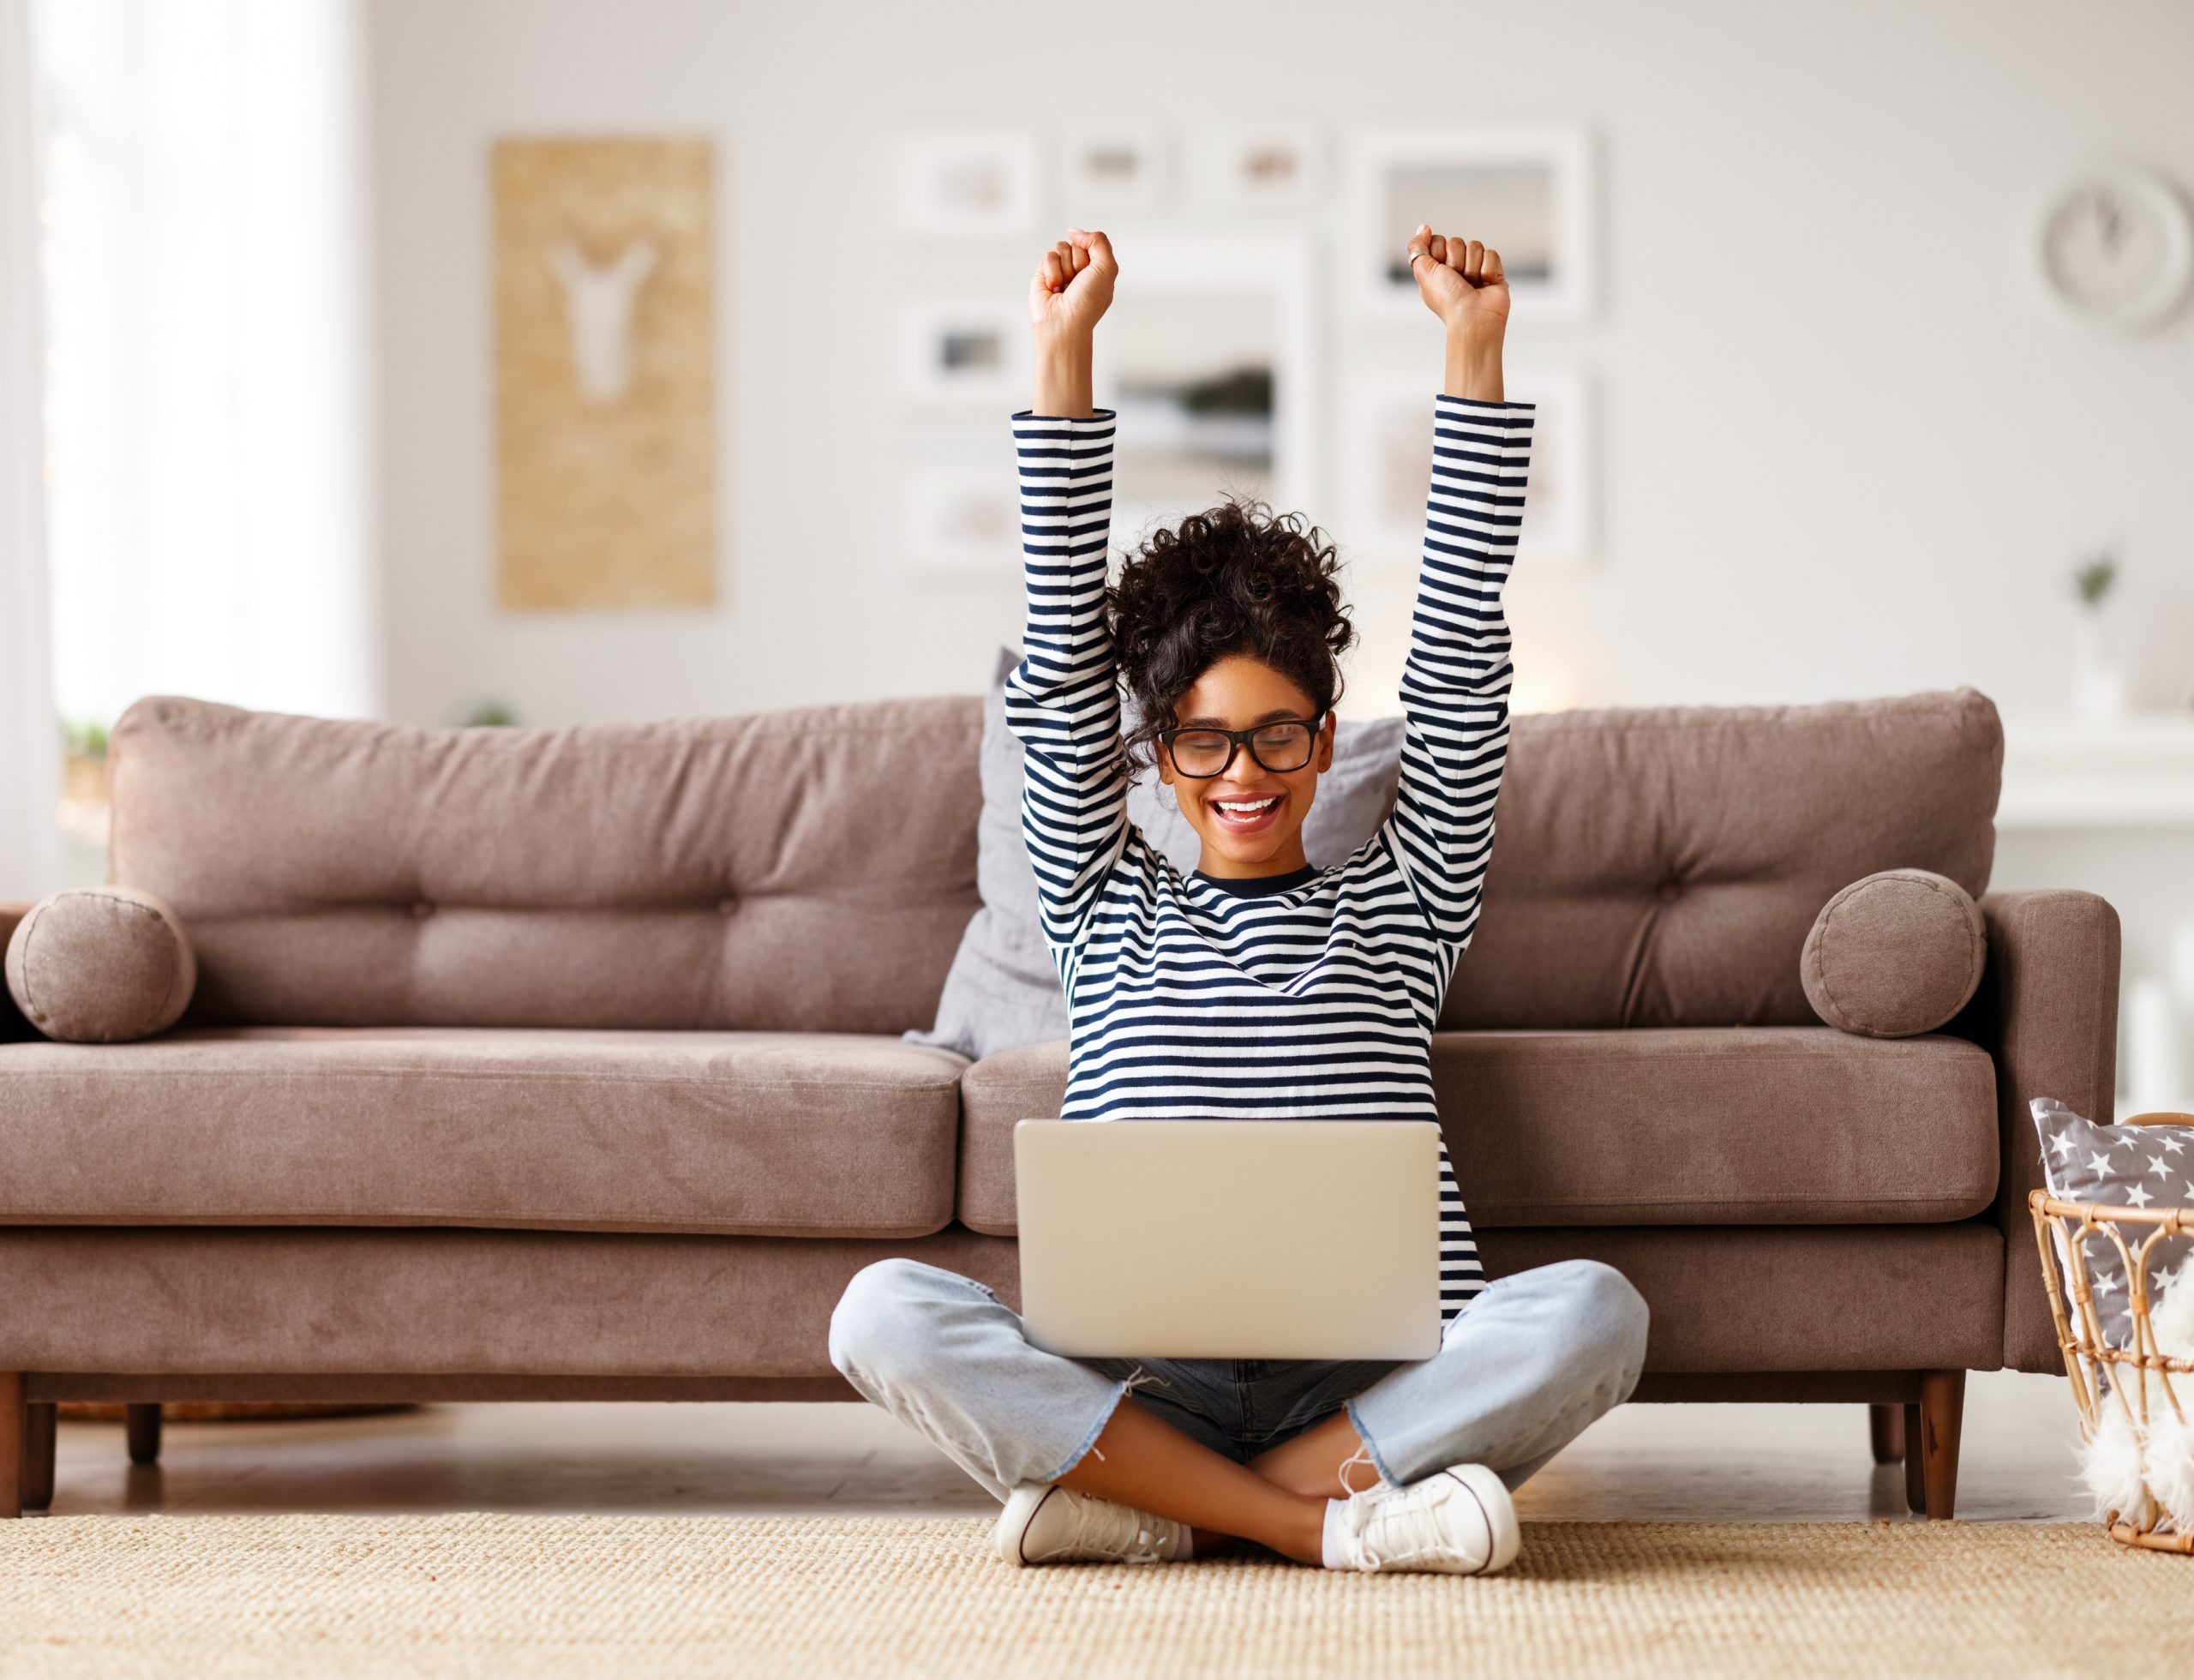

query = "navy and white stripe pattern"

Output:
[[1004, 393, 1534, 1324]]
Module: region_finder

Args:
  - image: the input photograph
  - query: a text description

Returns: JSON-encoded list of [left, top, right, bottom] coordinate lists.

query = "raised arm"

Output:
[[1004, 231, 1130, 957], [1381, 225, 1536, 957]]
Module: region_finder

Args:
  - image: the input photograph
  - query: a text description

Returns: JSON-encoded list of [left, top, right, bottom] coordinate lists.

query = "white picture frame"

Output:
[[1188, 125, 1323, 212], [893, 131, 1040, 239], [1338, 364, 1594, 567], [1346, 128, 1595, 321], [1058, 128, 1171, 215], [904, 464, 1022, 579], [900, 299, 1031, 407], [1092, 231, 1321, 548]]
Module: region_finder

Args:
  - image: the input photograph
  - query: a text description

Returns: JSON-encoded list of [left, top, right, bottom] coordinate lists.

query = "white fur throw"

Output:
[[2080, 1267, 2194, 1531]]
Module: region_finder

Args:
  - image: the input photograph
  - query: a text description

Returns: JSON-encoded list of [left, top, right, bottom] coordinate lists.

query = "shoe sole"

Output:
[[1442, 1463, 1521, 1574], [993, 1483, 1055, 1568]]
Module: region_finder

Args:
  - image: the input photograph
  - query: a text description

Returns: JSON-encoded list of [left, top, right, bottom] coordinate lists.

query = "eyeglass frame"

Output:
[[1157, 711, 1328, 779]]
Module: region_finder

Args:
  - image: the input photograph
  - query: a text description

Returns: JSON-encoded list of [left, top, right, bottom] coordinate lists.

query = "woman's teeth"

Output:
[[1214, 796, 1279, 815]]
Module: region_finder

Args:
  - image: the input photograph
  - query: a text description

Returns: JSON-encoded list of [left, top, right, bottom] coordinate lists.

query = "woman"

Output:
[[830, 225, 1648, 1575]]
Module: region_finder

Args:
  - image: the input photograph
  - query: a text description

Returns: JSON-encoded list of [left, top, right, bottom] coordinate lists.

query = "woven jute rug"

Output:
[[0, 1515, 2180, 1677]]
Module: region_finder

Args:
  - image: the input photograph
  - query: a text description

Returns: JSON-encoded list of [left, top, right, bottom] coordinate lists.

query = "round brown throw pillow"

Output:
[[1801, 868, 1985, 1038], [3, 886, 196, 1042]]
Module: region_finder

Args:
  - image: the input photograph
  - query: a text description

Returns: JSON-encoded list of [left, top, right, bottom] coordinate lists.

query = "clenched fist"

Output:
[[1406, 224, 1509, 336], [1029, 228, 1118, 343]]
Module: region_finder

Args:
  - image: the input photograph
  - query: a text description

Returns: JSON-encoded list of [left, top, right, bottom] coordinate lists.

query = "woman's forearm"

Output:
[[1034, 333, 1096, 418], [1443, 327, 1504, 404]]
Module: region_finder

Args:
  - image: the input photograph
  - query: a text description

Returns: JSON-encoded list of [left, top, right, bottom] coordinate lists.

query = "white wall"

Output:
[[1, 0, 65, 897], [370, 0, 2194, 730]]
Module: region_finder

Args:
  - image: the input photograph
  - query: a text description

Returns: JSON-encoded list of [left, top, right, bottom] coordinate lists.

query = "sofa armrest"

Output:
[[0, 901, 34, 1041], [1966, 889, 2120, 1372]]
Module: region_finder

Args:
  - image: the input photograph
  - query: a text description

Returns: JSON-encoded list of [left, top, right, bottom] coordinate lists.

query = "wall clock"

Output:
[[2038, 168, 2194, 333]]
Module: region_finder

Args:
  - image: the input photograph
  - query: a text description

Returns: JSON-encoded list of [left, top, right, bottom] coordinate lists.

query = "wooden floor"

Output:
[[31, 1370, 2089, 1523]]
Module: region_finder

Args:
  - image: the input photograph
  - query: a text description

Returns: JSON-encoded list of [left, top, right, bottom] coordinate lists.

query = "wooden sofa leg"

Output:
[[22, 1402, 56, 1511], [1907, 1371, 1965, 1519], [1903, 1403, 1926, 1512], [1869, 1403, 1905, 1464], [1, 1372, 21, 1518], [126, 1403, 163, 1467]]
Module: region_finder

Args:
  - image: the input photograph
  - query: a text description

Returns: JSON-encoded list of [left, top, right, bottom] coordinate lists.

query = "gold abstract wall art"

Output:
[[493, 136, 718, 609]]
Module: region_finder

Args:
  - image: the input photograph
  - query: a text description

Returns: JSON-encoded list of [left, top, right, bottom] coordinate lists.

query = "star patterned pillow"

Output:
[[2029, 1095, 2194, 1354]]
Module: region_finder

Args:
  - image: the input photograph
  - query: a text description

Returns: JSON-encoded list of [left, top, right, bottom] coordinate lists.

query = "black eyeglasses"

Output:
[[1159, 714, 1325, 778]]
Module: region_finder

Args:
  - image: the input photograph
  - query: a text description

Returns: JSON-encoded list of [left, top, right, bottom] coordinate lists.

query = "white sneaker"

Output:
[[993, 1482, 1190, 1567], [1333, 1462, 1520, 1575]]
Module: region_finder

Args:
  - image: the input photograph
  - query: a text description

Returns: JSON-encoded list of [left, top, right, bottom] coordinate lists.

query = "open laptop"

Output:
[[1013, 1119, 1444, 1360]]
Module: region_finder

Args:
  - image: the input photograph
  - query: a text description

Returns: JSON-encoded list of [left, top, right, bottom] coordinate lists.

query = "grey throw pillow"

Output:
[[2030, 1095, 2194, 1353], [905, 646, 1406, 1062]]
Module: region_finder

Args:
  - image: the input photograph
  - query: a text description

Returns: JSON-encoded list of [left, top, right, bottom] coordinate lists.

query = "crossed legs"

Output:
[[829, 1257, 1649, 1563], [1052, 1397, 1341, 1562]]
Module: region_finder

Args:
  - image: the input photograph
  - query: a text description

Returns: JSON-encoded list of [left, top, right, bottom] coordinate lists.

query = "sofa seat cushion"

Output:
[[958, 1027, 1998, 1233], [0, 1027, 968, 1238]]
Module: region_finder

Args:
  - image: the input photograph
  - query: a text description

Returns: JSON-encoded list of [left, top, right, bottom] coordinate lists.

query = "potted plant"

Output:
[[2071, 550, 2126, 720]]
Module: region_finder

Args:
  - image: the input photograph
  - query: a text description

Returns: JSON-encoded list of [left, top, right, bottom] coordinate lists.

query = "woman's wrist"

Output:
[[1033, 331, 1096, 417], [1442, 327, 1505, 404]]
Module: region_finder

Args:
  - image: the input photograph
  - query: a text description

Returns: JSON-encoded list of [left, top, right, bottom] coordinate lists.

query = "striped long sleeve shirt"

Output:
[[1004, 393, 1535, 1325]]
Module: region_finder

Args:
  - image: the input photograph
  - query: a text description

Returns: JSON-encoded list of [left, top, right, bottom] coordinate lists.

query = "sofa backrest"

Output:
[[1436, 687, 2001, 1029], [109, 694, 983, 1035], [109, 686, 2000, 1037]]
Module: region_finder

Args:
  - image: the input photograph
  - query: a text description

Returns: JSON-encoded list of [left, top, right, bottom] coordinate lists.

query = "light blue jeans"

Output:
[[828, 1257, 1649, 1503]]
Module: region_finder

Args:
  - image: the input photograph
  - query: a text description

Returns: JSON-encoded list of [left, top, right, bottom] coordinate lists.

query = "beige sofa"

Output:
[[0, 687, 2119, 1519]]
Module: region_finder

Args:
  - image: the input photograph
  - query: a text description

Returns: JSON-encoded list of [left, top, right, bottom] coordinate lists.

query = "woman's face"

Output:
[[1156, 654, 1337, 877]]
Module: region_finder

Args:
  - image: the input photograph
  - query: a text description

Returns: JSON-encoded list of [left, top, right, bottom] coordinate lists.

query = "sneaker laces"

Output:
[[1056, 1487, 1175, 1564], [1340, 1473, 1483, 1572]]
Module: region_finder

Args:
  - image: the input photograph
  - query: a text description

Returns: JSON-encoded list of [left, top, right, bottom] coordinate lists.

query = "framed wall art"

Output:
[[1190, 125, 1322, 212], [493, 135, 718, 610], [1346, 128, 1595, 321], [1093, 232, 1320, 547], [901, 298, 1032, 407], [1339, 363, 1594, 566], [1058, 128, 1171, 216], [895, 130, 1040, 238]]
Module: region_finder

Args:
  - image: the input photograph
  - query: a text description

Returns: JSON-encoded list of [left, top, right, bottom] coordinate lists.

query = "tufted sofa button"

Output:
[[411, 900, 435, 919], [716, 896, 737, 916], [1657, 882, 1682, 903]]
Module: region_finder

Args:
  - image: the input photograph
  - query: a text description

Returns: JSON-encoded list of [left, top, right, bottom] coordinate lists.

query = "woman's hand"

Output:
[[1406, 224, 1509, 335], [1407, 224, 1507, 403], [1028, 228, 1117, 342], [1028, 229, 1115, 417]]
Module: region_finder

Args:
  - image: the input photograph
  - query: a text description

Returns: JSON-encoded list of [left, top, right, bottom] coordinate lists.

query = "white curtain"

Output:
[[0, 0, 63, 898], [33, 0, 379, 732]]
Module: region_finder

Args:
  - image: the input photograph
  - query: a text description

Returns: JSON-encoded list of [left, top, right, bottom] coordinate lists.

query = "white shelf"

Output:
[[1998, 713, 2194, 829]]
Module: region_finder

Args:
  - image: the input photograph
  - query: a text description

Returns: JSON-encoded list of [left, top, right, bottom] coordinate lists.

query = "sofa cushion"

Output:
[[1801, 868, 1986, 1037], [958, 1027, 1999, 1233], [104, 694, 984, 1035], [4, 886, 197, 1042], [0, 1027, 968, 1238]]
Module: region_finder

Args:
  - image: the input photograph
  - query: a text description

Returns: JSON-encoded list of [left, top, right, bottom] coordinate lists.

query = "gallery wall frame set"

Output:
[[895, 126, 1335, 236], [891, 123, 1598, 578]]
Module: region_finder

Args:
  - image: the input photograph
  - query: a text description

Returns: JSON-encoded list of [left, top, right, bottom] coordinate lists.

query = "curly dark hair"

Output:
[[1107, 496, 1357, 781]]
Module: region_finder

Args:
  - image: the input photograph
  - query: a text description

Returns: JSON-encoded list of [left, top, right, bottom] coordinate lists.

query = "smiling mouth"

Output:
[[1209, 793, 1283, 830]]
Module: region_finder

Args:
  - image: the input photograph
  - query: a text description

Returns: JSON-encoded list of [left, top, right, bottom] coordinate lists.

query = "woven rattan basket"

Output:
[[2030, 1109, 2194, 1555]]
